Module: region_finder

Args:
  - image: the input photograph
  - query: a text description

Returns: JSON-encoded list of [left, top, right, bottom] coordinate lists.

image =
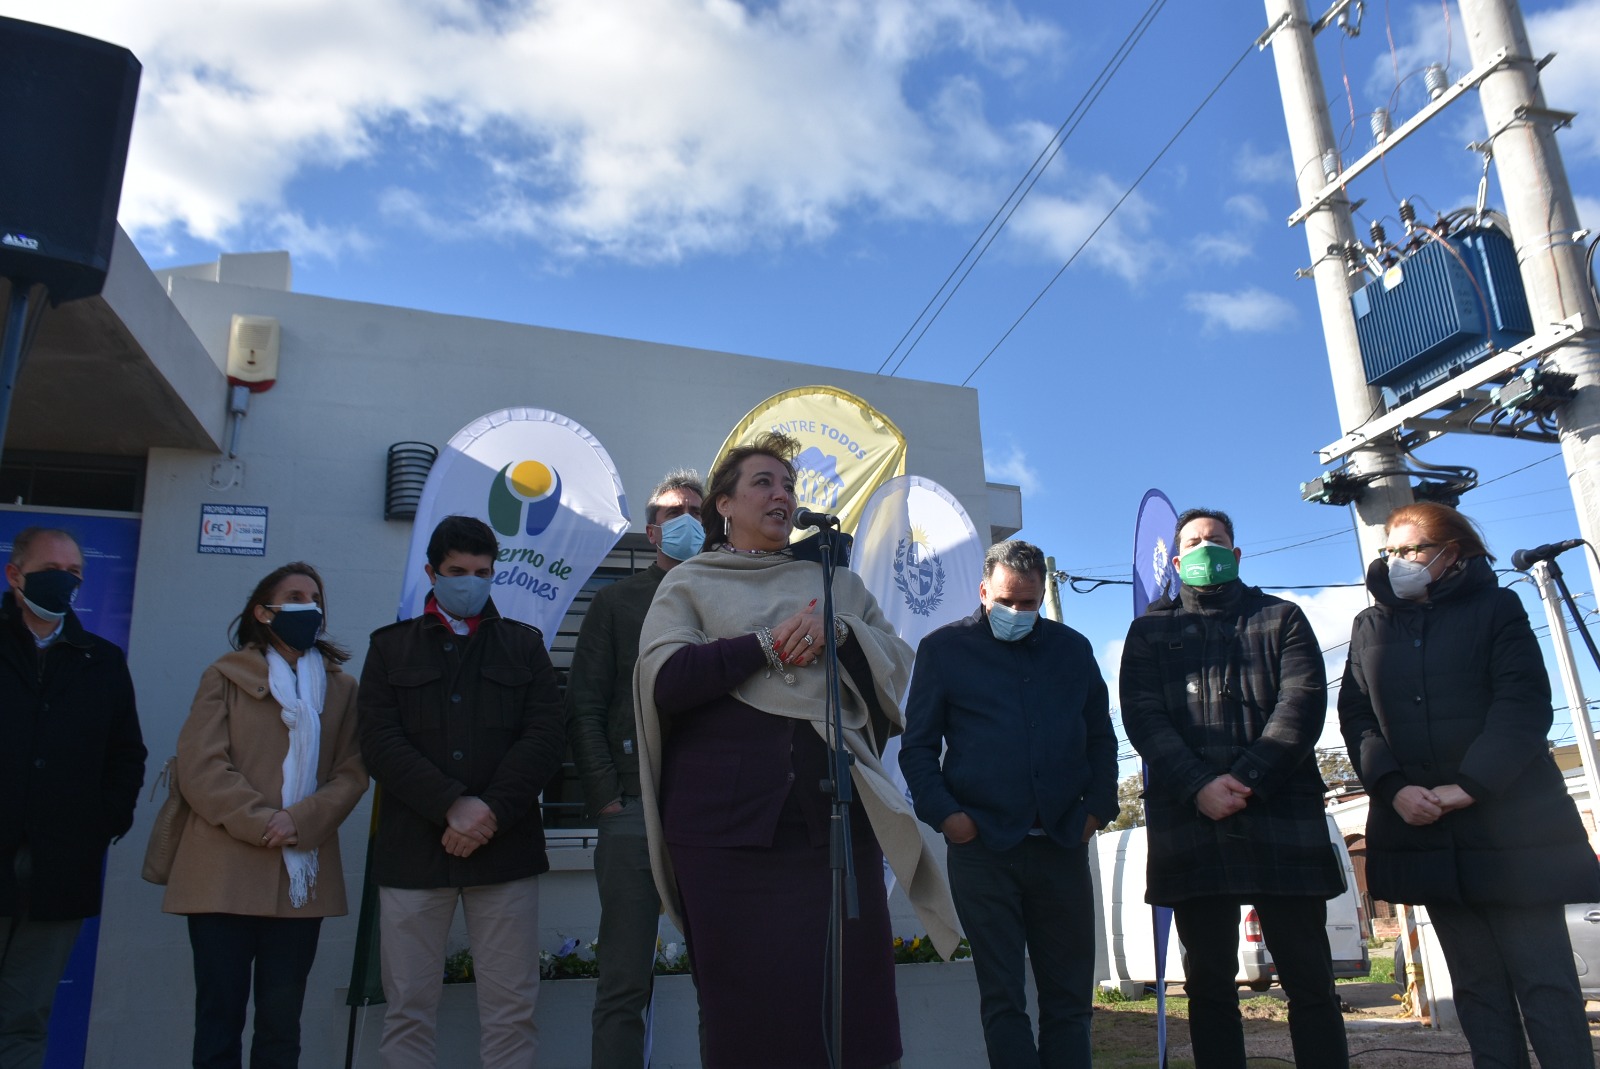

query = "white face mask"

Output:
[[1386, 557, 1434, 601]]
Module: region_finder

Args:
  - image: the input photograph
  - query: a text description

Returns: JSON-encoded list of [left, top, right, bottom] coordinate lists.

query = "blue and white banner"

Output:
[[397, 408, 630, 643], [1132, 488, 1178, 1068], [853, 476, 983, 897]]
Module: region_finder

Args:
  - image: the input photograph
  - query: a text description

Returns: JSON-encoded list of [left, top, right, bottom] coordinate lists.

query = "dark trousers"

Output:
[[0, 915, 82, 1069], [1427, 900, 1593, 1069], [946, 836, 1095, 1069], [1173, 895, 1348, 1069], [187, 913, 322, 1069], [591, 798, 662, 1069]]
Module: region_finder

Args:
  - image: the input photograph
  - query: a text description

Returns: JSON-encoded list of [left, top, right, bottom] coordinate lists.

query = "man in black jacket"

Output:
[[0, 527, 145, 1069], [1120, 508, 1347, 1069], [565, 469, 702, 1069], [901, 540, 1118, 1069], [359, 516, 565, 1069]]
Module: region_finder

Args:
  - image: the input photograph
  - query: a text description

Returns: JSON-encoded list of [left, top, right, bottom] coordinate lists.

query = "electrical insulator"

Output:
[[1424, 64, 1448, 101], [1398, 199, 1416, 233], [1371, 108, 1391, 145], [1369, 220, 1388, 249], [1321, 149, 1341, 184], [1343, 243, 1365, 276]]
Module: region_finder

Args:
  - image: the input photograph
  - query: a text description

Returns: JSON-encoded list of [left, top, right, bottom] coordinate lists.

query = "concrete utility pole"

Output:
[[1458, 0, 1600, 602], [1262, 0, 1414, 567]]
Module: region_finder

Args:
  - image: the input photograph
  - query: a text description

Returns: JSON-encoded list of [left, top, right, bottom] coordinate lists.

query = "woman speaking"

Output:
[[633, 432, 958, 1069], [1339, 503, 1600, 1067], [163, 562, 368, 1069]]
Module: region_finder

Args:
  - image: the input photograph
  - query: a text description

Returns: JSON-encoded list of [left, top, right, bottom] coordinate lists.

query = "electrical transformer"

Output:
[[1351, 226, 1533, 404]]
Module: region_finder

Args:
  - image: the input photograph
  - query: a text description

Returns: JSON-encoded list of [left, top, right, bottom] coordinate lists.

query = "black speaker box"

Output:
[[0, 17, 140, 304]]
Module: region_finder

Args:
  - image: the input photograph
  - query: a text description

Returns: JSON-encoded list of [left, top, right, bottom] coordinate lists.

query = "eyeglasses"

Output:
[[1379, 543, 1441, 562]]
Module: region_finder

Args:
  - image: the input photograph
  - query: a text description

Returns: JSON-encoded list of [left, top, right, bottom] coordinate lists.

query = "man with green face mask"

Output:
[[1119, 509, 1348, 1069]]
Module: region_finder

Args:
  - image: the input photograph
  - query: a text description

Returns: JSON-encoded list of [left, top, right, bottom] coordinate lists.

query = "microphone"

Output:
[[1511, 538, 1587, 572], [792, 508, 841, 531]]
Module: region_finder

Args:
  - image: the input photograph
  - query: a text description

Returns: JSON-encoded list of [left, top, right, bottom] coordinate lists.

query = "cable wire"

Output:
[[877, 0, 1170, 378], [959, 35, 1256, 386]]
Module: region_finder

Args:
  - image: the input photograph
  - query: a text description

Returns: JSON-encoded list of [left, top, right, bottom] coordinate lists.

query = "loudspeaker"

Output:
[[0, 17, 140, 304]]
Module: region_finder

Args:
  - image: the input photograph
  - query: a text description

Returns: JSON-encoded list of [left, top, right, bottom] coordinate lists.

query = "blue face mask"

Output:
[[433, 574, 491, 619], [987, 602, 1038, 642], [18, 568, 81, 622], [268, 603, 323, 652], [656, 513, 705, 561]]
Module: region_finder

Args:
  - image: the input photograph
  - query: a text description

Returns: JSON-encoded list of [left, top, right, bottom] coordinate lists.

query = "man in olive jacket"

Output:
[[1, 527, 145, 1069], [359, 516, 565, 1069], [1120, 508, 1347, 1069], [566, 469, 702, 1069]]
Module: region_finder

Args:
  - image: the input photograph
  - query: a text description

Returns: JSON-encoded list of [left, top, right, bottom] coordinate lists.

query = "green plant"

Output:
[[891, 935, 971, 964], [442, 947, 475, 985]]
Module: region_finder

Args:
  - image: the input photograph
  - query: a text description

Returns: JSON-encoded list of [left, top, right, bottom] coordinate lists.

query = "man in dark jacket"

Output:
[[566, 469, 702, 1069], [901, 539, 1118, 1069], [1120, 508, 1347, 1069], [1, 527, 145, 1068], [359, 515, 565, 1069]]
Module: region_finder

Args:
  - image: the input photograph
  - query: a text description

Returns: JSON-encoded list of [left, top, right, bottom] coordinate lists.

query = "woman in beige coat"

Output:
[[164, 562, 368, 1069]]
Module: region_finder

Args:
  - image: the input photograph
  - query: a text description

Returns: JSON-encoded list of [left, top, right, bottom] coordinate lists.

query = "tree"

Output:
[[1317, 748, 1357, 788], [1105, 772, 1145, 831]]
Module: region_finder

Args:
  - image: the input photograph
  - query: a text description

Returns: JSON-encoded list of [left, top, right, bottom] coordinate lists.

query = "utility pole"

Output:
[[1262, 0, 1413, 567], [1457, 0, 1600, 602]]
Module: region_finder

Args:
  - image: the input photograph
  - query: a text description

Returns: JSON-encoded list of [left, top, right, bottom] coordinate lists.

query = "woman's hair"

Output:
[[701, 431, 801, 550], [231, 561, 352, 663], [1383, 502, 1494, 563]]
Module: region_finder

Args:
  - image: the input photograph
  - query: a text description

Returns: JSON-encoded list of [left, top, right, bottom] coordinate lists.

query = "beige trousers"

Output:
[[377, 876, 541, 1069]]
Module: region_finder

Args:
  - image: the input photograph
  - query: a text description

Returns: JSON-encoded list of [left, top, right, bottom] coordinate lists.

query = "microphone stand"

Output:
[[1529, 555, 1600, 672], [810, 519, 856, 1069], [1525, 553, 1600, 837]]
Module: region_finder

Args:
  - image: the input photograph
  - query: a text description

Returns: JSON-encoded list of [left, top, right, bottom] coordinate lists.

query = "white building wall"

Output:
[[87, 275, 990, 1065]]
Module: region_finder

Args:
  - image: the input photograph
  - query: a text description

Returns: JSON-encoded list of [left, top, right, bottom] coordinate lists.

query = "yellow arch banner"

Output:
[[713, 385, 907, 535]]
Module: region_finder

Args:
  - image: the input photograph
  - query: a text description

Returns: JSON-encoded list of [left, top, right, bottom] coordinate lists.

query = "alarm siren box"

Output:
[[227, 315, 279, 391]]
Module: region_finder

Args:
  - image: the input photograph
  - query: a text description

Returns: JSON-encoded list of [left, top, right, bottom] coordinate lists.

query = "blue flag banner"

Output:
[[1130, 489, 1177, 1068], [0, 507, 142, 1069]]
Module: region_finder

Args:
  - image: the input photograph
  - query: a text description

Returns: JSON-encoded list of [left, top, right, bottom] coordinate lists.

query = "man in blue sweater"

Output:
[[900, 540, 1118, 1069]]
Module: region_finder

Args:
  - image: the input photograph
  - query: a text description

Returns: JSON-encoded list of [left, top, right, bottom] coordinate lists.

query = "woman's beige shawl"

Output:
[[632, 549, 962, 958]]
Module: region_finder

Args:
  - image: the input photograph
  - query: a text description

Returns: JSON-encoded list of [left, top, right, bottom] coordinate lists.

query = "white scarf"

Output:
[[267, 646, 325, 908]]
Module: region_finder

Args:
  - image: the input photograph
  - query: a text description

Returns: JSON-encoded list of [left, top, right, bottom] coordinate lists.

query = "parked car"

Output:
[[1566, 902, 1600, 1000]]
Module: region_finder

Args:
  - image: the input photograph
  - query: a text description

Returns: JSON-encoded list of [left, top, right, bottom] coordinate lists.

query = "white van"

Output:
[[1092, 814, 1368, 997]]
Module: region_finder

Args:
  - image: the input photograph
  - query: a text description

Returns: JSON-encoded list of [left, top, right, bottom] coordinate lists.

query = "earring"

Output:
[[723, 514, 730, 537]]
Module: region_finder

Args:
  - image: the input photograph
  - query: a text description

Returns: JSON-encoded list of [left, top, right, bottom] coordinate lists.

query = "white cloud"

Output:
[[13, 0, 1084, 263], [984, 440, 1040, 496], [1530, 0, 1600, 158], [1007, 175, 1157, 283], [1235, 142, 1289, 184], [1192, 234, 1253, 264], [1183, 287, 1297, 333]]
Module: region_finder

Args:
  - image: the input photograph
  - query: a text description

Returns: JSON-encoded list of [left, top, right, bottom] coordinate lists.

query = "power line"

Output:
[[878, 0, 1171, 378], [959, 33, 1256, 387]]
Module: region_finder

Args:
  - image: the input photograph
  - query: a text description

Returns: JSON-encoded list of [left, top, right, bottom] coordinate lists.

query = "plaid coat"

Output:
[[1120, 581, 1342, 904]]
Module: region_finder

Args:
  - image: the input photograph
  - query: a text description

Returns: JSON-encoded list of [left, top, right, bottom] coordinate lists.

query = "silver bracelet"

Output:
[[756, 627, 796, 685]]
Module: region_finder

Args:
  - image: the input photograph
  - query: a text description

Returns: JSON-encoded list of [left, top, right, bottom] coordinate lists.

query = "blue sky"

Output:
[[14, 0, 1600, 767]]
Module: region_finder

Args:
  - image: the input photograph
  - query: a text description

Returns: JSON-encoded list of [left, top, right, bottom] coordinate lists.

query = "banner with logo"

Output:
[[713, 386, 906, 535], [397, 408, 630, 642], [1, 506, 141, 1069], [1132, 488, 1178, 1068], [852, 476, 983, 898]]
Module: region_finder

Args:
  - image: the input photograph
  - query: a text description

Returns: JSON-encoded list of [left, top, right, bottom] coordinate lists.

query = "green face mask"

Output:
[[1178, 542, 1239, 587]]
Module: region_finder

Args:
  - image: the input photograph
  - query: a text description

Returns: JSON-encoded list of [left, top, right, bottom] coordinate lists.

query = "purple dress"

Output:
[[655, 634, 902, 1069]]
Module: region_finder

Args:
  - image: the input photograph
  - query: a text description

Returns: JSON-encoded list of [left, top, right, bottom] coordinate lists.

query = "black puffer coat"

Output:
[[1339, 555, 1600, 906]]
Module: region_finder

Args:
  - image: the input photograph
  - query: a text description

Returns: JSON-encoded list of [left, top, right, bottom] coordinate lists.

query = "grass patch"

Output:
[[1336, 953, 1395, 986]]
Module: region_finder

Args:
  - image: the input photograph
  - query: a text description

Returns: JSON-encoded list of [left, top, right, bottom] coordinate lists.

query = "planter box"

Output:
[[339, 959, 1013, 1068]]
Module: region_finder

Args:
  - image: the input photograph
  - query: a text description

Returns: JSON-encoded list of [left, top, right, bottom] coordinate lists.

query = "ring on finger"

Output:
[[803, 633, 814, 646]]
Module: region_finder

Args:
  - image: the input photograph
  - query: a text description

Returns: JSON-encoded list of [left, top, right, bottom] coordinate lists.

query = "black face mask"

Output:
[[18, 569, 82, 622], [268, 604, 323, 652]]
